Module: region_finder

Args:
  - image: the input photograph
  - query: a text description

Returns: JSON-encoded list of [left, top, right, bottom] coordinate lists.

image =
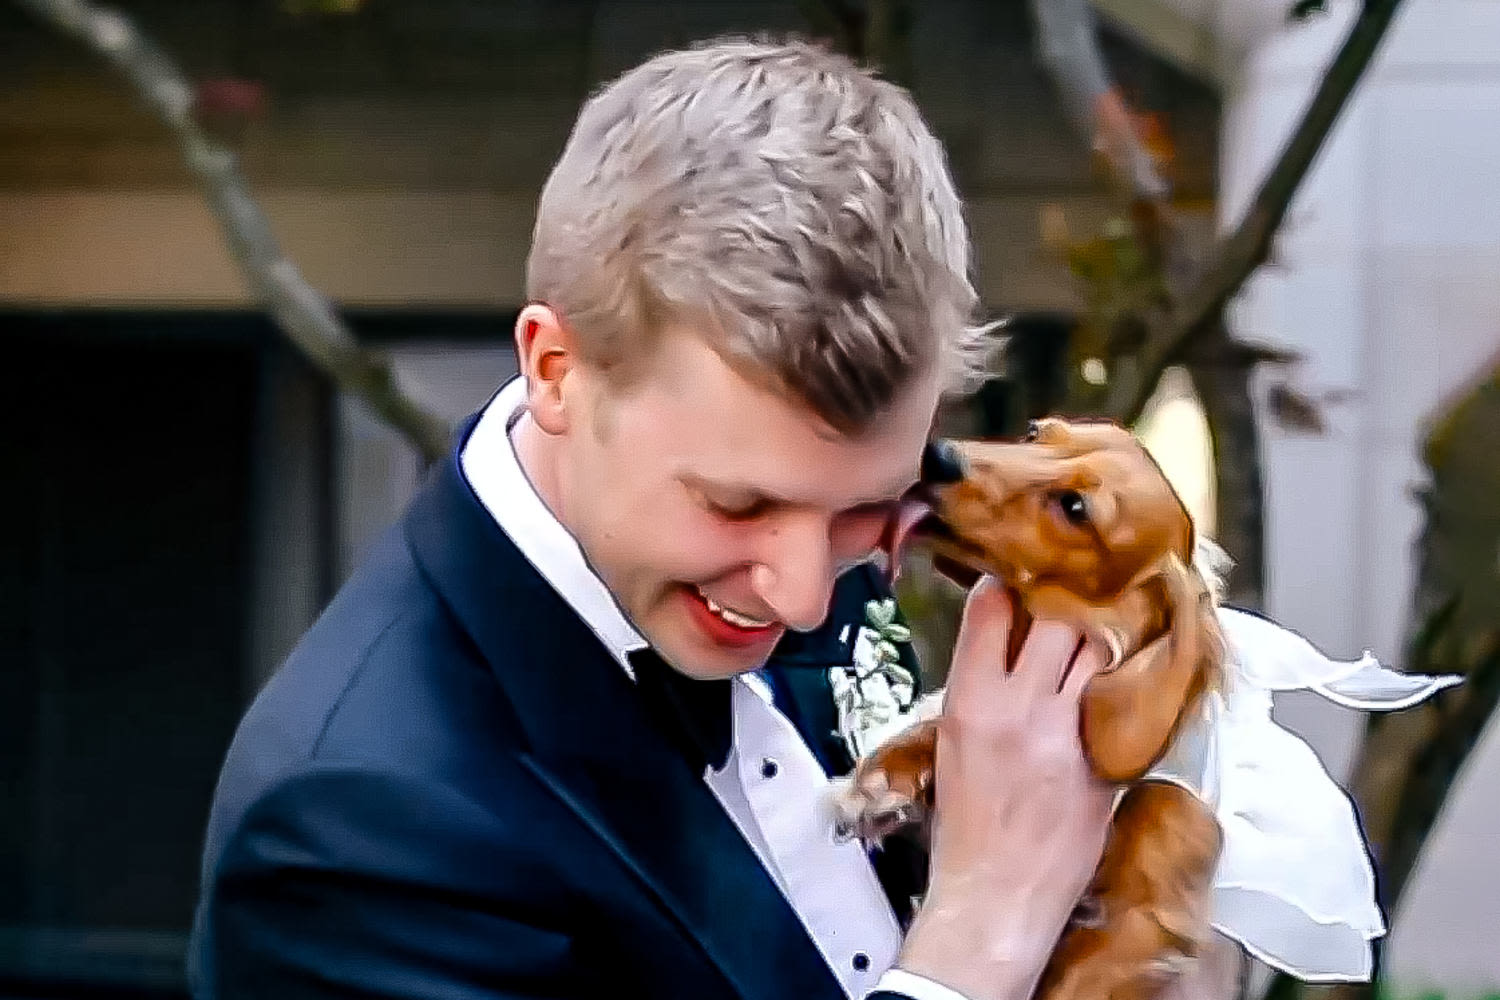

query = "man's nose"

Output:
[[751, 523, 838, 633]]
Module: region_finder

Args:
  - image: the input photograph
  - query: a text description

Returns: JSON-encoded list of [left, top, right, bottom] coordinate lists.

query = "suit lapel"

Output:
[[402, 434, 845, 1000]]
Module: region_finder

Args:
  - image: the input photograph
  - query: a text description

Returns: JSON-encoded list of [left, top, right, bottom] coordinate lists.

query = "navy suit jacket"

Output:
[[187, 421, 928, 999]]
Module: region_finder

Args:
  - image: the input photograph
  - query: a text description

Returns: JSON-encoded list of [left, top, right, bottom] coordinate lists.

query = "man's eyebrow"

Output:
[[681, 474, 788, 504], [683, 473, 915, 511]]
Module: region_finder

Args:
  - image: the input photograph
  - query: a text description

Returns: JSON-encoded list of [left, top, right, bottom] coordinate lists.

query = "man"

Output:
[[188, 39, 1114, 1000]]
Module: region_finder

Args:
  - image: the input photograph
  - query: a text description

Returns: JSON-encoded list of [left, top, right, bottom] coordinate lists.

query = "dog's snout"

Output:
[[921, 439, 965, 485]]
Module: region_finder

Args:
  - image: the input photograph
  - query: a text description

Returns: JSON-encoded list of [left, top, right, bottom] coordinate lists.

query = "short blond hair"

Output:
[[526, 37, 990, 433]]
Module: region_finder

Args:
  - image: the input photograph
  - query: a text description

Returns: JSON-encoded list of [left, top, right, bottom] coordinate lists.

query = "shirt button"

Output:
[[852, 952, 870, 972], [760, 757, 779, 779]]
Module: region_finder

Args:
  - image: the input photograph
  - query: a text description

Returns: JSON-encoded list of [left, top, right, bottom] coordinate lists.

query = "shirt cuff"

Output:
[[868, 968, 974, 1000]]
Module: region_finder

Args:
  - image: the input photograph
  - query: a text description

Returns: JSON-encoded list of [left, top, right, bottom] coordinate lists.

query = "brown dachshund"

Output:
[[835, 416, 1227, 1000]]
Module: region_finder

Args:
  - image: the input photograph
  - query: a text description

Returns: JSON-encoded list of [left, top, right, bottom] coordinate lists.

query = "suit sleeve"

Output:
[[201, 764, 581, 999], [200, 764, 960, 1000]]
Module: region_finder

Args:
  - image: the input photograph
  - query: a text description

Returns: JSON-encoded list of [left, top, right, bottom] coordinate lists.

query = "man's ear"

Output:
[[514, 303, 574, 435]]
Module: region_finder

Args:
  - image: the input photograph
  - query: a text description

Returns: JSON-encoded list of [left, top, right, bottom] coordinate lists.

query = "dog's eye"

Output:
[[1054, 489, 1089, 525]]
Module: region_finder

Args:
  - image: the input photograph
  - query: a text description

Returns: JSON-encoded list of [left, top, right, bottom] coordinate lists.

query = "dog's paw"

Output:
[[827, 768, 927, 845]]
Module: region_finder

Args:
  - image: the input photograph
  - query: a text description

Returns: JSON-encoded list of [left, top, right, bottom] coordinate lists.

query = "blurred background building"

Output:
[[0, 1, 1495, 997]]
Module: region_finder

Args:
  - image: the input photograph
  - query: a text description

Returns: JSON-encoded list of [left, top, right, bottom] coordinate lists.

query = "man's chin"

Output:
[[656, 631, 780, 680], [667, 658, 752, 681]]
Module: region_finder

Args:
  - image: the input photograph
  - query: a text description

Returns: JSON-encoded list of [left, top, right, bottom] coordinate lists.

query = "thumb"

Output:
[[945, 577, 1014, 701]]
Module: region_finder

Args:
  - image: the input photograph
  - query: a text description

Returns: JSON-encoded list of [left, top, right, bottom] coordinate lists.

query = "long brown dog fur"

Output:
[[838, 416, 1227, 1000]]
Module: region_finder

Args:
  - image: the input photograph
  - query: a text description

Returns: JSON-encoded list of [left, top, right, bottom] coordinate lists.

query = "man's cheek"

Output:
[[832, 512, 889, 564], [672, 520, 758, 576]]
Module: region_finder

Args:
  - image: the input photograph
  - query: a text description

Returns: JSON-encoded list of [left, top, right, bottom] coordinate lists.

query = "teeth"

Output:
[[720, 607, 772, 629], [699, 589, 773, 629]]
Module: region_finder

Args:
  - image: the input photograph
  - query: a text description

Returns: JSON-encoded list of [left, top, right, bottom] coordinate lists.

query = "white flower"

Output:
[[828, 600, 920, 759]]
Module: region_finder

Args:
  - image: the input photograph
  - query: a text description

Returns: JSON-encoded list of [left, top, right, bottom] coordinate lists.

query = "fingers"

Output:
[[1009, 620, 1082, 698], [947, 578, 1106, 720]]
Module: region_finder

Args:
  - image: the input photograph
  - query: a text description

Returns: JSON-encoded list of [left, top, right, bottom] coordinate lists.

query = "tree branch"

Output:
[[1380, 637, 1500, 912], [1185, 320, 1266, 606], [1104, 0, 1404, 423], [14, 0, 453, 464]]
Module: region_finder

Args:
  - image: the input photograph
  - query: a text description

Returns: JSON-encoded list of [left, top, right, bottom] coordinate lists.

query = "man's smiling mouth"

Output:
[[695, 587, 776, 629]]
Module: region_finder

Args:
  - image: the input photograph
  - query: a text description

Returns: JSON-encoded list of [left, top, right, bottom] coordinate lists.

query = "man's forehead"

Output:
[[631, 328, 936, 493], [687, 446, 920, 508], [708, 418, 923, 504]]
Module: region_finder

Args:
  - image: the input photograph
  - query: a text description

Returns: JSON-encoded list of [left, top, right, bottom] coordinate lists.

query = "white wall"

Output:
[[1219, 1, 1500, 990]]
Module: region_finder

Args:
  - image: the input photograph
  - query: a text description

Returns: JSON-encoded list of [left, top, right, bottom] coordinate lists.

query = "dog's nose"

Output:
[[921, 439, 965, 485]]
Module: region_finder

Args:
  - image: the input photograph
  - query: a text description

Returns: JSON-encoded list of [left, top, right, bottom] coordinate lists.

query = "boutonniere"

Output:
[[828, 598, 919, 760]]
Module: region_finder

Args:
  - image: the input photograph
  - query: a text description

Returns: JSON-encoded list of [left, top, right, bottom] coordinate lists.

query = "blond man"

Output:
[[189, 39, 1113, 1000]]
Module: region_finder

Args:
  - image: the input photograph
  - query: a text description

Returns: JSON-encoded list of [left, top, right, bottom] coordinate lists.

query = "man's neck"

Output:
[[509, 409, 567, 528]]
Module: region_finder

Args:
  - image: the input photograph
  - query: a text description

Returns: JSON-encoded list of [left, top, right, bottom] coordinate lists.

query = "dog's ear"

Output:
[[1080, 552, 1223, 783]]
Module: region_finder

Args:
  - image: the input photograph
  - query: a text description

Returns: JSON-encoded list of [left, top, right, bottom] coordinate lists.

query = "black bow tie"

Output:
[[627, 648, 735, 773], [623, 582, 872, 774]]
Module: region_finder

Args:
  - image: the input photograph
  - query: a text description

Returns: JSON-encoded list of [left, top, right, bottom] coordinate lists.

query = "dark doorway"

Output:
[[0, 311, 335, 997]]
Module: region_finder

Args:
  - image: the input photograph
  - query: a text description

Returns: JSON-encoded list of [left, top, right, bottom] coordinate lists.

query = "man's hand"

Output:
[[897, 577, 1116, 1000]]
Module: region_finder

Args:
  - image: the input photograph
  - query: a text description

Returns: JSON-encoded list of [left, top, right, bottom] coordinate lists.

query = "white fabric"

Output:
[[1147, 607, 1461, 982], [461, 377, 940, 1000], [727, 676, 904, 994]]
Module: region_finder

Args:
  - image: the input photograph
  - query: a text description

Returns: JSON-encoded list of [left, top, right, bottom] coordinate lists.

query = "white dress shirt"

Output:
[[460, 376, 967, 1000]]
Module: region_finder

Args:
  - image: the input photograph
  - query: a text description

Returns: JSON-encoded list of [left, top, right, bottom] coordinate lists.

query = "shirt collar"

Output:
[[460, 376, 648, 674]]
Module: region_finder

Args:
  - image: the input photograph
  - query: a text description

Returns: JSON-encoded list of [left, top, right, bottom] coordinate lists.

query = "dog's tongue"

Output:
[[879, 495, 935, 585]]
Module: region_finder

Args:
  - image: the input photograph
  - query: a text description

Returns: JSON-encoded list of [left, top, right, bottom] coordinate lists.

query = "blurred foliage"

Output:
[[796, 0, 914, 86], [894, 556, 963, 689], [1056, 212, 1172, 410]]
